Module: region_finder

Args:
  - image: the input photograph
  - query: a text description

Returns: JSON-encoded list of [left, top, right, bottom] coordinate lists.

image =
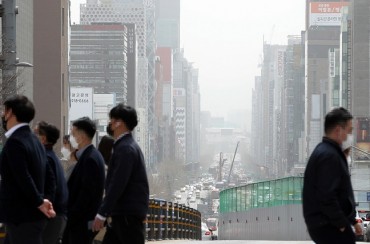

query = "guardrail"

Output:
[[0, 199, 202, 243], [146, 198, 201, 241]]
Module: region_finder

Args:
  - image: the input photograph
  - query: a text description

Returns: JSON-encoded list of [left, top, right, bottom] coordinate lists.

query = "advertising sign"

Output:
[[309, 2, 349, 27], [69, 87, 94, 123]]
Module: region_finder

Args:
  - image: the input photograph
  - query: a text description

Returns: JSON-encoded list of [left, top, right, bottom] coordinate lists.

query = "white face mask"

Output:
[[61, 147, 71, 160], [342, 134, 353, 151], [347, 156, 352, 165], [69, 135, 79, 149]]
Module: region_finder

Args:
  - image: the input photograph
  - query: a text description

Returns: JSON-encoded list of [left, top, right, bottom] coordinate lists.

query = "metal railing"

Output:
[[0, 199, 202, 243], [146, 198, 201, 241]]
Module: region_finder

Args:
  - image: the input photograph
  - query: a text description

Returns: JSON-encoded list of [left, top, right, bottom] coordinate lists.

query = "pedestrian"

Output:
[[92, 104, 149, 244], [34, 121, 69, 244], [61, 134, 77, 180], [0, 95, 56, 244], [63, 117, 105, 244], [302, 107, 362, 244], [97, 134, 114, 167]]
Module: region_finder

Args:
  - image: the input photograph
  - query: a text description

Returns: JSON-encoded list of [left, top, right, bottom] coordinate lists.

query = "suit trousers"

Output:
[[42, 215, 67, 244], [5, 219, 47, 244], [308, 223, 356, 244], [62, 219, 97, 244], [102, 215, 145, 244]]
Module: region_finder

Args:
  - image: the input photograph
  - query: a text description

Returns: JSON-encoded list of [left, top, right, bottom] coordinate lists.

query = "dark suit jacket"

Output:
[[303, 137, 356, 230], [45, 146, 68, 216], [0, 126, 50, 223], [67, 145, 105, 224], [98, 133, 149, 220]]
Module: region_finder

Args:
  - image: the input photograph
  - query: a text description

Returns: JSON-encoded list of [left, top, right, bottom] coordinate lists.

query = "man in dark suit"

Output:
[[92, 104, 149, 244], [34, 121, 69, 244], [63, 117, 105, 244], [303, 107, 362, 244], [0, 95, 55, 244]]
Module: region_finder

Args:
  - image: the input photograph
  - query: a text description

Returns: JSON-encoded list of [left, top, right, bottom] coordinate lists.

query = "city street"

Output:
[[156, 240, 315, 244], [155, 241, 368, 244]]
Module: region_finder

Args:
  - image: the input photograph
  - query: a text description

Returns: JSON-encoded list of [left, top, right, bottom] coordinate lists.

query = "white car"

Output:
[[201, 222, 212, 240]]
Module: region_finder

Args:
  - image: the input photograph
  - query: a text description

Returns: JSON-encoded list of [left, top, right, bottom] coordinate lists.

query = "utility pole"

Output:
[[1, 0, 18, 99]]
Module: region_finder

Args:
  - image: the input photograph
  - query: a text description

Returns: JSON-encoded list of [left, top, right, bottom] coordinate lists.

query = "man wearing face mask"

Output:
[[92, 104, 149, 244], [0, 95, 56, 244], [63, 117, 105, 244], [34, 121, 68, 244], [61, 135, 78, 180], [303, 107, 362, 244], [342, 134, 354, 169]]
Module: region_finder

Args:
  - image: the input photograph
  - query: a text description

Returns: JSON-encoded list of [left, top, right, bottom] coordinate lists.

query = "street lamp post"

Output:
[[1, 0, 18, 100]]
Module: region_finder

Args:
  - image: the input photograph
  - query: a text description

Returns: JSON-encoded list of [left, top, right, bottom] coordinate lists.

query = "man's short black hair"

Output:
[[72, 117, 96, 139], [3, 95, 35, 123], [109, 104, 138, 131], [324, 107, 353, 134], [37, 121, 60, 146]]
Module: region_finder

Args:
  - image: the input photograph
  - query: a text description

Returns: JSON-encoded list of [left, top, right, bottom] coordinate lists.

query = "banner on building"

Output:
[[309, 2, 349, 27]]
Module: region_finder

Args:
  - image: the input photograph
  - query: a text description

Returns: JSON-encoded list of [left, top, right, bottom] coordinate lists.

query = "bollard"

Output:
[[148, 199, 155, 241], [154, 200, 160, 240], [174, 202, 180, 239], [167, 202, 173, 239]]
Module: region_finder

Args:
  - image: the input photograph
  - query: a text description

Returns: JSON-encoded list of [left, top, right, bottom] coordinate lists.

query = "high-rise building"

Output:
[[156, 48, 174, 122], [172, 50, 200, 165], [251, 76, 264, 167], [282, 35, 305, 173], [347, 0, 370, 117], [70, 24, 128, 104], [80, 0, 150, 160], [260, 44, 286, 177], [304, 0, 349, 159], [339, 0, 370, 211], [155, 47, 174, 162], [253, 38, 305, 178], [155, 0, 180, 49]]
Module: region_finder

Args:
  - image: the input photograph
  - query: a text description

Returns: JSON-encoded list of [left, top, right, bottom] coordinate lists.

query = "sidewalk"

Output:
[[153, 240, 315, 244]]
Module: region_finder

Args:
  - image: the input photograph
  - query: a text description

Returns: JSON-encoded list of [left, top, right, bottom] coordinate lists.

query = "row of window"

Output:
[[220, 177, 303, 213]]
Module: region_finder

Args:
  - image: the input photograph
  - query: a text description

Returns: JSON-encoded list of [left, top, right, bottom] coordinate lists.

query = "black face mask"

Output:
[[106, 123, 114, 137], [1, 116, 7, 132]]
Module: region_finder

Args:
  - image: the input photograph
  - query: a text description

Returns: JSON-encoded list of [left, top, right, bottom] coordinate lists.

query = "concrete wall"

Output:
[[219, 205, 311, 241]]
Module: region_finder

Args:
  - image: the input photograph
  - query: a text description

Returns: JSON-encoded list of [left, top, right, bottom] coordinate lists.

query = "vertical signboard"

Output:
[[69, 87, 94, 124]]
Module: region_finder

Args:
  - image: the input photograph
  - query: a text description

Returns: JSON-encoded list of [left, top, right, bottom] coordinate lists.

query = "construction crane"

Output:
[[227, 141, 240, 184]]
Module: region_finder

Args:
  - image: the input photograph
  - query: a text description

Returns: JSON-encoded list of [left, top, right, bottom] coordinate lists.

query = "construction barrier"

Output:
[[0, 199, 201, 243], [146, 198, 201, 241]]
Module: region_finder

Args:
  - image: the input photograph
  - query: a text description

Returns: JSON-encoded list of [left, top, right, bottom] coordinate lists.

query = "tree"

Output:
[[148, 159, 187, 201]]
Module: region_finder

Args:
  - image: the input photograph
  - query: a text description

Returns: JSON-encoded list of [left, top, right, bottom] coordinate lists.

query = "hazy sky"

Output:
[[71, 0, 305, 117]]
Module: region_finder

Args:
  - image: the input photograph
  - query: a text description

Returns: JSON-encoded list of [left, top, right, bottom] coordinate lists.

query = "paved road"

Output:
[[152, 240, 367, 244], [154, 241, 315, 244]]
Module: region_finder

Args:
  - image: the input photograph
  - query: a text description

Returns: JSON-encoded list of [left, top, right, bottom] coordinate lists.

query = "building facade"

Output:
[[33, 0, 69, 142], [304, 0, 349, 159], [80, 0, 150, 160], [70, 24, 128, 104]]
